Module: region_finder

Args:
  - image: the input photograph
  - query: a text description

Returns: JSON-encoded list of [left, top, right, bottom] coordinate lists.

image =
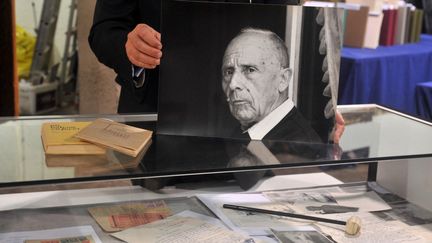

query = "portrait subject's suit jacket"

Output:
[[231, 106, 323, 143], [264, 107, 323, 142], [89, 0, 298, 113], [228, 106, 323, 189]]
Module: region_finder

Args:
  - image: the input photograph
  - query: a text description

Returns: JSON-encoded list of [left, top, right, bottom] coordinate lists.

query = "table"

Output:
[[416, 81, 432, 120], [339, 34, 432, 116]]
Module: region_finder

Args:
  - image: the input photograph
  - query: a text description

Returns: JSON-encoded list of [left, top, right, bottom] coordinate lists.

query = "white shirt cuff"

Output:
[[131, 65, 145, 88]]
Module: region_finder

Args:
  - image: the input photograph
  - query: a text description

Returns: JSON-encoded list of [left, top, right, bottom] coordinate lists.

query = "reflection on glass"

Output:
[[0, 105, 431, 186]]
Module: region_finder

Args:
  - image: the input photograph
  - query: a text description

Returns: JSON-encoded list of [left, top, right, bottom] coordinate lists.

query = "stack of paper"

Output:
[[111, 213, 254, 243], [88, 201, 172, 232]]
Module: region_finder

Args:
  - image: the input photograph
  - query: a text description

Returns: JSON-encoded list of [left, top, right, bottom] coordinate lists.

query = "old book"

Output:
[[344, 6, 383, 49], [344, 0, 385, 48], [45, 140, 150, 168], [74, 119, 153, 157], [45, 154, 109, 169], [388, 9, 398, 45], [345, 0, 383, 15], [405, 8, 413, 43], [409, 8, 418, 43], [45, 152, 145, 177], [364, 13, 384, 49], [343, 7, 366, 47], [380, 8, 398, 46], [75, 145, 150, 177], [41, 122, 106, 155], [415, 10, 424, 42], [411, 9, 423, 43], [394, 6, 409, 45], [344, 6, 370, 48]]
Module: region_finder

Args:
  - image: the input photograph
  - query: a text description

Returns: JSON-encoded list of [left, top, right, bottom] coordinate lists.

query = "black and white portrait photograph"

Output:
[[271, 228, 334, 243], [384, 202, 432, 226], [157, 0, 342, 143], [262, 189, 340, 214], [263, 190, 337, 205]]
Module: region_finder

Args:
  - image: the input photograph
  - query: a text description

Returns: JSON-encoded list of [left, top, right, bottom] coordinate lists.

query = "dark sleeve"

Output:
[[88, 0, 138, 89]]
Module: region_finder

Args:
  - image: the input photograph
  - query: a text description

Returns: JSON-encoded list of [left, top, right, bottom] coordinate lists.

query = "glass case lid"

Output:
[[0, 105, 431, 187]]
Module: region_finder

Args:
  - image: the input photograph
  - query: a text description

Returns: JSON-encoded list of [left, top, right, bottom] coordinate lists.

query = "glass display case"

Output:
[[1, 104, 432, 242]]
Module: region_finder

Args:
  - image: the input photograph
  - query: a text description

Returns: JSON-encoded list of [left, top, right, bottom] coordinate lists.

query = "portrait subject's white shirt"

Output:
[[247, 99, 294, 140]]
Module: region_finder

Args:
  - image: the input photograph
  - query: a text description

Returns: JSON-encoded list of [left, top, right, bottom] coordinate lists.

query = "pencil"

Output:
[[223, 204, 346, 226]]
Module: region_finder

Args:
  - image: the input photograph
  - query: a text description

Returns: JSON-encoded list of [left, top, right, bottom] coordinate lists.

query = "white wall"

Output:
[[15, 0, 73, 61]]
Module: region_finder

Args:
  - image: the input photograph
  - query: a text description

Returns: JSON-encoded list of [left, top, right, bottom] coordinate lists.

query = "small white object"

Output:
[[346, 216, 362, 235], [19, 80, 58, 115]]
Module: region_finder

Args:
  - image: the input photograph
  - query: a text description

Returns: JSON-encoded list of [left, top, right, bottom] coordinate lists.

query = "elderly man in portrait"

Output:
[[222, 28, 346, 189], [222, 28, 323, 143]]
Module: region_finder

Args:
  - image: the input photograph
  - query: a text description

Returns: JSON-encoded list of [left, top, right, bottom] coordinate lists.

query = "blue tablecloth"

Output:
[[416, 82, 432, 120], [339, 34, 432, 116]]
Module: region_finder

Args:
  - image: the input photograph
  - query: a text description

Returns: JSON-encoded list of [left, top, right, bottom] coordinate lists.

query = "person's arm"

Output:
[[333, 110, 345, 144], [89, 0, 162, 97], [89, 0, 138, 86]]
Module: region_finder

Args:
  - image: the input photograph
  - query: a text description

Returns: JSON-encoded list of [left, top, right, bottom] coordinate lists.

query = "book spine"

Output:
[[416, 10, 424, 42], [405, 9, 413, 43], [394, 7, 404, 45], [343, 7, 368, 48], [409, 9, 418, 43], [380, 9, 391, 46], [389, 9, 398, 46]]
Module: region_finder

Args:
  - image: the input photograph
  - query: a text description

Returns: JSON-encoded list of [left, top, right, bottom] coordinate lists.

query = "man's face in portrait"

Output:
[[222, 31, 291, 128]]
